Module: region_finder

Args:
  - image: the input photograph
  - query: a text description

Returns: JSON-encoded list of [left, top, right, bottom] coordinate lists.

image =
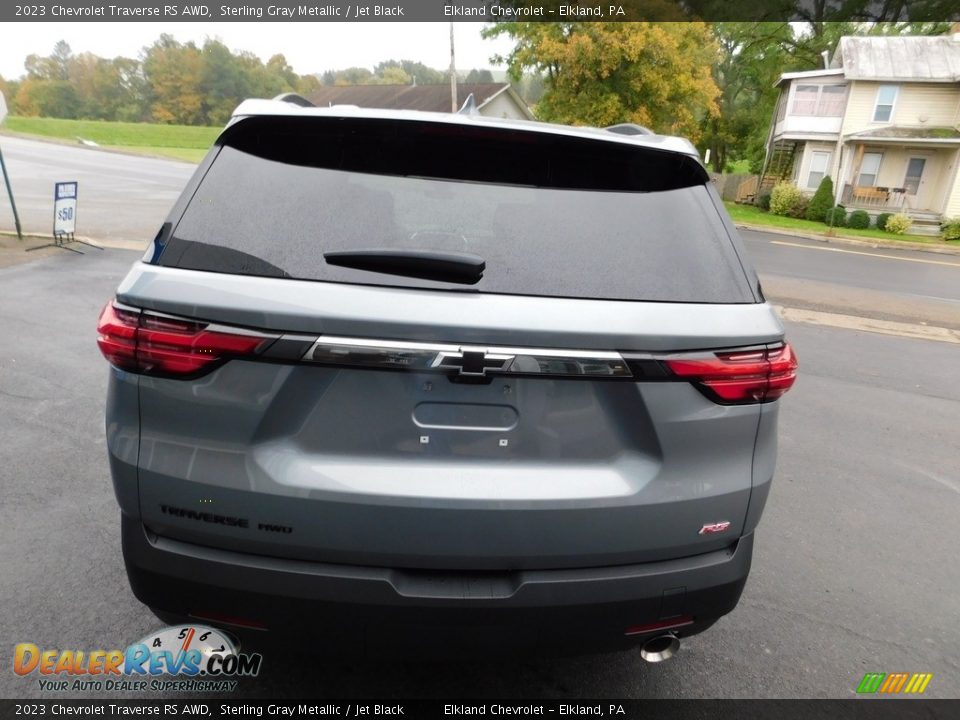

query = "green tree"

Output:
[[700, 23, 792, 173], [266, 54, 299, 89], [465, 69, 494, 83], [373, 66, 412, 85], [331, 67, 376, 85], [295, 73, 321, 97], [374, 60, 444, 85], [15, 79, 80, 118], [0, 76, 20, 115], [484, 22, 719, 140], [200, 40, 248, 124], [142, 34, 205, 124], [805, 175, 835, 222]]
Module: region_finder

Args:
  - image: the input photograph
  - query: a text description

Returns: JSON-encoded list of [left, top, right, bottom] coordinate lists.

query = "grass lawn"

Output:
[[2, 116, 219, 163], [722, 159, 752, 174], [724, 201, 959, 246]]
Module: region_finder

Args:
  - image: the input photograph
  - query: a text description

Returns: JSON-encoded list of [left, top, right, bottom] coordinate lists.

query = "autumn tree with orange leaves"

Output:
[[484, 22, 720, 142]]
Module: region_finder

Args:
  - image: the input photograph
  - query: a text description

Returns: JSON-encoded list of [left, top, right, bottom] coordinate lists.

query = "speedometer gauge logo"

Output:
[[134, 625, 237, 671]]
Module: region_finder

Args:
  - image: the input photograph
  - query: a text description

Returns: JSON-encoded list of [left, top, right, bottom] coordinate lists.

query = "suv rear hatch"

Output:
[[104, 113, 789, 571]]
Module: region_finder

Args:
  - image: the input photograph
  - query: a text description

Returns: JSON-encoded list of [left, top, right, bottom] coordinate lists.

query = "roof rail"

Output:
[[605, 123, 654, 136], [272, 93, 315, 108]]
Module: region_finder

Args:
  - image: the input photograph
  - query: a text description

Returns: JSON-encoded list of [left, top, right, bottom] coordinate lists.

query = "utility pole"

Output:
[[450, 22, 457, 112], [0, 91, 23, 241]]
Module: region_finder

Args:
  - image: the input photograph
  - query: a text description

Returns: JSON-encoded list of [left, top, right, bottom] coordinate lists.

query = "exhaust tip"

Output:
[[639, 633, 680, 663]]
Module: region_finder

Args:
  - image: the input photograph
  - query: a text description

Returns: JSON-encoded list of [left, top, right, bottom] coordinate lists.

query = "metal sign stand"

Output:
[[25, 230, 91, 254], [26, 181, 101, 254]]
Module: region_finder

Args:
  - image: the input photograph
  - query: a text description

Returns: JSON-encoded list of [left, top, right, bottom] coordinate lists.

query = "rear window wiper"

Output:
[[324, 249, 485, 285]]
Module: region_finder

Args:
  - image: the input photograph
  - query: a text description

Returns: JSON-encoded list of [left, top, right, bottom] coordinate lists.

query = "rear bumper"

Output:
[[122, 514, 753, 656]]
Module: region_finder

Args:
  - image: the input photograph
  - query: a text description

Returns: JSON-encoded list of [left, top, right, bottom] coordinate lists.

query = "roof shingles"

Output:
[[307, 83, 516, 114]]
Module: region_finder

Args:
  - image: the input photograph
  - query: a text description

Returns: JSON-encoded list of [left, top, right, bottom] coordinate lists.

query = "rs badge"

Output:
[[699, 521, 731, 535]]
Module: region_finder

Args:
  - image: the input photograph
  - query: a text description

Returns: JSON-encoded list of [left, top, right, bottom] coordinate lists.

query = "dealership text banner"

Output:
[[6, 1, 960, 23]]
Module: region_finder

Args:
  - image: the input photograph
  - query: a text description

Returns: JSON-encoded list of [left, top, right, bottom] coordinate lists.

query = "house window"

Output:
[[818, 86, 847, 116], [857, 152, 883, 187], [872, 85, 898, 122], [807, 151, 831, 189], [791, 85, 819, 115], [790, 84, 847, 116]]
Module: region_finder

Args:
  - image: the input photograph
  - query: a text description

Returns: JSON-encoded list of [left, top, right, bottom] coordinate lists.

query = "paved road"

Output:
[[0, 135, 194, 242], [1, 249, 958, 699], [742, 229, 960, 329]]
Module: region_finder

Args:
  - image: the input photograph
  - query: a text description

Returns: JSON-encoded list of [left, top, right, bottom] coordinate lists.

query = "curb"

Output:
[[0, 230, 145, 251], [776, 305, 960, 345], [734, 222, 960, 256]]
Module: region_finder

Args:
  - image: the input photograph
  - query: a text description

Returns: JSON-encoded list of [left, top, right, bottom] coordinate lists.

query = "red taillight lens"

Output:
[[96, 302, 270, 378], [96, 303, 139, 371], [665, 343, 798, 404]]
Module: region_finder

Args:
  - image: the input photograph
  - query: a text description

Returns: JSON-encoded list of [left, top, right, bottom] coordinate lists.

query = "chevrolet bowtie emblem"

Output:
[[432, 349, 515, 376]]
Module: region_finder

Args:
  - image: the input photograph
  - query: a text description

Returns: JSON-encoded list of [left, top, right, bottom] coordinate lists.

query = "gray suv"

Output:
[[98, 99, 796, 659]]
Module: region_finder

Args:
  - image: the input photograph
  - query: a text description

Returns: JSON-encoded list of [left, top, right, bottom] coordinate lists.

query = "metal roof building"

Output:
[[830, 35, 960, 82]]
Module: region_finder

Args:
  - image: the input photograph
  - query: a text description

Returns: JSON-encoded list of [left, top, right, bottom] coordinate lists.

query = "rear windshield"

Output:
[[157, 116, 755, 303]]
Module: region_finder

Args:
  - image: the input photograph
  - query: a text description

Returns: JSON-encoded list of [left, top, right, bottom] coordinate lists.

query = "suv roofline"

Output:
[[228, 98, 703, 161]]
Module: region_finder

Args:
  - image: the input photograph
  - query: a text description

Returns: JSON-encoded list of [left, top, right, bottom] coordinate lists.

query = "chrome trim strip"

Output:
[[301, 336, 632, 378]]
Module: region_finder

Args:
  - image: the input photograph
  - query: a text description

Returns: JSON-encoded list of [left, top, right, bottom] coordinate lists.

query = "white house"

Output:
[[761, 32, 960, 234], [307, 83, 535, 121]]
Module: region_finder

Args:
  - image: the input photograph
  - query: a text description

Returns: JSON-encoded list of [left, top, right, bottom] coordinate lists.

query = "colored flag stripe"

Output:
[[904, 674, 920, 693], [857, 672, 931, 694], [857, 673, 885, 693], [892, 673, 908, 693]]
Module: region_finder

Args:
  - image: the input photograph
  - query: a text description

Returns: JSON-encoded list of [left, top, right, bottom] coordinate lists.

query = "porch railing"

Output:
[[841, 184, 908, 210]]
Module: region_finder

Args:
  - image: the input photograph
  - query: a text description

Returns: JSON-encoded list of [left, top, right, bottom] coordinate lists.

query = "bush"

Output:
[[786, 195, 810, 219], [824, 206, 847, 227], [847, 210, 870, 229], [805, 175, 834, 222], [885, 213, 913, 235], [757, 192, 771, 211], [875, 212, 892, 231], [941, 217, 960, 240], [769, 183, 804, 216]]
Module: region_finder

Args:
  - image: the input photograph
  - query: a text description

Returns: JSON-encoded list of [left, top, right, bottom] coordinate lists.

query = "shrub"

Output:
[[884, 213, 913, 235], [941, 217, 960, 240], [769, 183, 804, 216], [757, 192, 771, 211], [805, 175, 834, 222], [875, 212, 892, 231], [786, 195, 810, 219], [847, 210, 870, 229], [824, 206, 847, 227]]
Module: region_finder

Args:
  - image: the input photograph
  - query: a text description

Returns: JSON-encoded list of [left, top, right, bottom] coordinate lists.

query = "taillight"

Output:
[[96, 302, 273, 378], [665, 342, 797, 404], [96, 303, 139, 371]]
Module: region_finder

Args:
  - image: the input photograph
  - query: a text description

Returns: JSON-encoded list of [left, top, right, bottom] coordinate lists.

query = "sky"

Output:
[[0, 22, 516, 80]]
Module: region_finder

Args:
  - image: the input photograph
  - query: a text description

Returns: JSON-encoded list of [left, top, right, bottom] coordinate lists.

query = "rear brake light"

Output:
[[95, 304, 139, 371], [665, 343, 797, 404], [96, 302, 273, 378]]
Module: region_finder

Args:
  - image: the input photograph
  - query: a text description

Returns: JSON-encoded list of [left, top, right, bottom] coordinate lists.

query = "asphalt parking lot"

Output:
[[1, 248, 958, 699]]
